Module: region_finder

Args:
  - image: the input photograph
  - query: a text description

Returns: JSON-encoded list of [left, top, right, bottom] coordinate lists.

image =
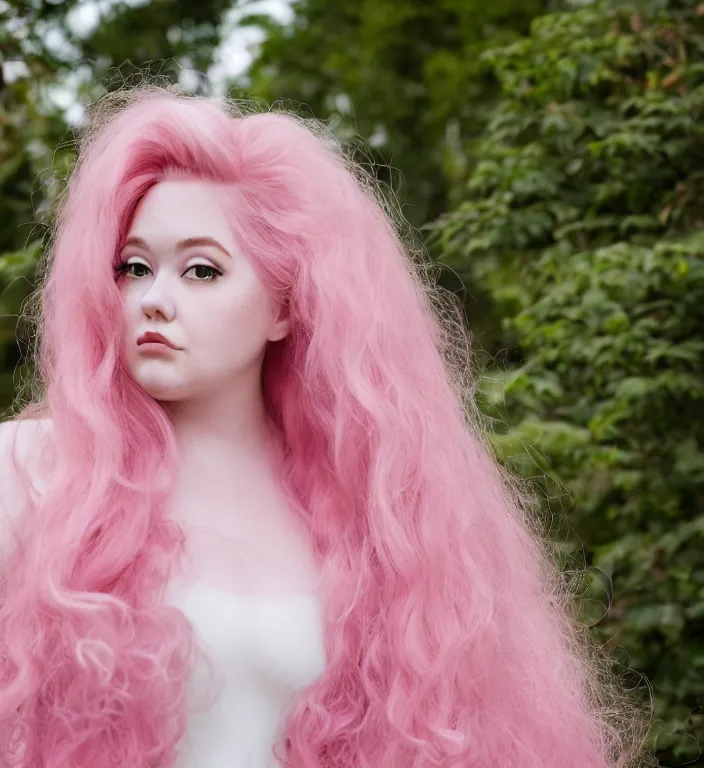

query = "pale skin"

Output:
[[0, 180, 319, 599], [118, 179, 318, 598]]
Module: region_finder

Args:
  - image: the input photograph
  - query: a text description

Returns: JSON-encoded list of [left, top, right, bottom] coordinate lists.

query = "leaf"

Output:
[[661, 67, 685, 90]]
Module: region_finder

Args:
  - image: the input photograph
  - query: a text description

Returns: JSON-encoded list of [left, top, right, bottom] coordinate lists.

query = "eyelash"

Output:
[[114, 261, 222, 282]]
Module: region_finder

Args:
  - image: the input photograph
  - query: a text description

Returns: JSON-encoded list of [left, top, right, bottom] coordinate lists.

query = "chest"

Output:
[[166, 581, 327, 768], [164, 477, 327, 765], [166, 472, 320, 598]]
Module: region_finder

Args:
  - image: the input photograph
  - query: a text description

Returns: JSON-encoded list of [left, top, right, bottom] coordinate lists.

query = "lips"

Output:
[[137, 332, 177, 349]]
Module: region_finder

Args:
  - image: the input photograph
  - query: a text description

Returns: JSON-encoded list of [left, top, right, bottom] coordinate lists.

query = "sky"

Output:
[[4, 0, 294, 124]]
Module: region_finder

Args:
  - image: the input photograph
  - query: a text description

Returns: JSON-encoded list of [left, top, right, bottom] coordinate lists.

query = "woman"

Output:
[[0, 85, 650, 767]]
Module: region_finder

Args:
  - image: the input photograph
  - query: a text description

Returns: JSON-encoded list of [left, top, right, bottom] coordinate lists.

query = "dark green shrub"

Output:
[[430, 1, 704, 762]]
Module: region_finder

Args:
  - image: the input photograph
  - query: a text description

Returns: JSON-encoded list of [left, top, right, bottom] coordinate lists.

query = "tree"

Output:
[[0, 1, 75, 409], [430, 0, 704, 762], [239, 0, 558, 227]]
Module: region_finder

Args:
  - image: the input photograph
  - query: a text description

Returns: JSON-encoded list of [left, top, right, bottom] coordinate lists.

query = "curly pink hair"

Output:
[[0, 86, 649, 767]]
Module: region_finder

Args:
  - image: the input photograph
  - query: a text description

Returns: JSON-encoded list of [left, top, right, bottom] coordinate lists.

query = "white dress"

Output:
[[166, 578, 326, 768]]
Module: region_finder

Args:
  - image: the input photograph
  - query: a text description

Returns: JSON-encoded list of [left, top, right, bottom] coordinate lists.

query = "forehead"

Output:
[[127, 180, 234, 247]]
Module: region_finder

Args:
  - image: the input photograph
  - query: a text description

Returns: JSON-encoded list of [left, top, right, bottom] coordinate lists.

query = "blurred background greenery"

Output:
[[1, 0, 702, 763]]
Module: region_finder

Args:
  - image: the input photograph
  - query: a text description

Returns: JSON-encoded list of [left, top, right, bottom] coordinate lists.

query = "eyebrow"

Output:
[[122, 235, 232, 259]]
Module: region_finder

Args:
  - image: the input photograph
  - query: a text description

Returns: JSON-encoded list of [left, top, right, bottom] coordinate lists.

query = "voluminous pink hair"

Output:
[[0, 85, 651, 767]]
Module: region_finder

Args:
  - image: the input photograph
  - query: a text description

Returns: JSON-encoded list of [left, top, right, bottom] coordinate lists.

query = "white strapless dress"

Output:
[[166, 579, 326, 767]]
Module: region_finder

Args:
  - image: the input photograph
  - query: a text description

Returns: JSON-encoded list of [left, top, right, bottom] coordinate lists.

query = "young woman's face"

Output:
[[117, 179, 288, 402]]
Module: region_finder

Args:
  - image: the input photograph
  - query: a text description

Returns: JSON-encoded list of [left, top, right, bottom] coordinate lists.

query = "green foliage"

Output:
[[431, 0, 704, 761], [0, 3, 75, 412], [240, 0, 558, 226], [0, 243, 40, 408], [2, 0, 233, 93], [80, 0, 234, 93]]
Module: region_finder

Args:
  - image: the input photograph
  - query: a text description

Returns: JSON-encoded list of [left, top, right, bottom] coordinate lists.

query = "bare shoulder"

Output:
[[0, 417, 56, 465], [0, 417, 56, 521]]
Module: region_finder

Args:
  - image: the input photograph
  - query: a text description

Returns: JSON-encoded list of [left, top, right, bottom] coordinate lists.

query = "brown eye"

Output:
[[127, 263, 151, 278], [115, 261, 151, 279], [183, 265, 221, 281]]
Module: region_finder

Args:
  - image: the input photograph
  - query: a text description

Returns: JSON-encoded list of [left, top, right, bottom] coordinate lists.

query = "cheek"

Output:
[[196, 286, 275, 357], [118, 294, 136, 340], [193, 294, 271, 373], [216, 295, 270, 341], [119, 285, 141, 323]]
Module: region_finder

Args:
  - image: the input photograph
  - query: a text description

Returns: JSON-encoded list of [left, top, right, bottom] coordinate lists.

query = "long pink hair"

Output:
[[0, 86, 650, 767]]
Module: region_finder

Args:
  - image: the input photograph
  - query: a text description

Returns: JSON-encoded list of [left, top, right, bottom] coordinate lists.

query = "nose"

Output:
[[140, 279, 175, 322]]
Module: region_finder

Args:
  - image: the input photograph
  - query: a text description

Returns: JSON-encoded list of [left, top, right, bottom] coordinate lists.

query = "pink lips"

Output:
[[137, 332, 177, 349]]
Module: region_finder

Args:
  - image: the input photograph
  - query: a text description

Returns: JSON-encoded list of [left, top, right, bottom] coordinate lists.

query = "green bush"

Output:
[[0, 71, 66, 413], [430, 0, 704, 763]]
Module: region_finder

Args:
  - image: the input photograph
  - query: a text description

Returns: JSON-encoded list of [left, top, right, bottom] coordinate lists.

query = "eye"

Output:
[[183, 264, 222, 281], [115, 261, 150, 279], [113, 260, 222, 282]]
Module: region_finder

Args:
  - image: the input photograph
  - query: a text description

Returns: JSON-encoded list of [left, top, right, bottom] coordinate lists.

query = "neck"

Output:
[[162, 371, 277, 464]]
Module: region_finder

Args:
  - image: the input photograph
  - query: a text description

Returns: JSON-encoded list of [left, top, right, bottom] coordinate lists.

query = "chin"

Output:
[[132, 372, 190, 402]]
